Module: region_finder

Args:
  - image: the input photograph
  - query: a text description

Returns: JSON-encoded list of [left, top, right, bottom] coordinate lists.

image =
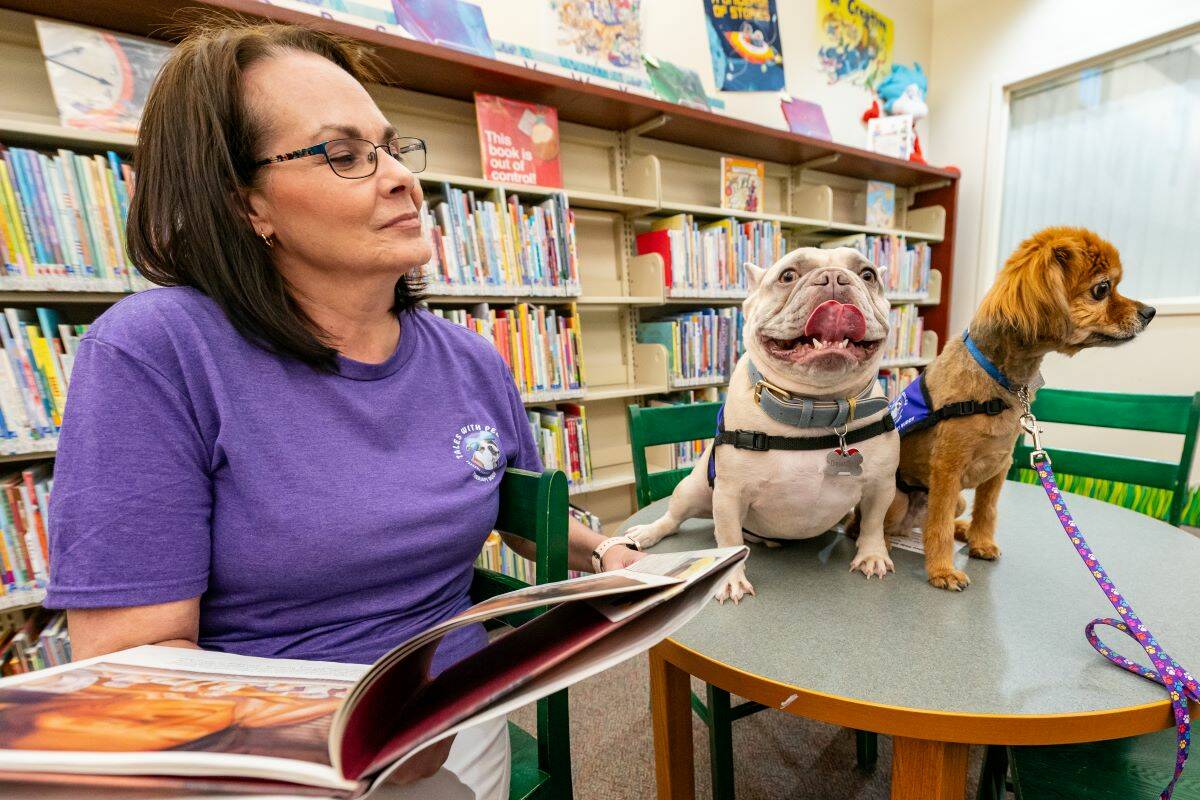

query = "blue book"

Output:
[[5, 150, 49, 266], [25, 152, 64, 267]]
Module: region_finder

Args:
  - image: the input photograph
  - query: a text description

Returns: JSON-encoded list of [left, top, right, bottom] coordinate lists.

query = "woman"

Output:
[[45, 20, 642, 797]]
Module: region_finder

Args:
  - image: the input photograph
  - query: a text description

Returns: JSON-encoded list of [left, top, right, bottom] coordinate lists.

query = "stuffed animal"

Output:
[[862, 63, 928, 164]]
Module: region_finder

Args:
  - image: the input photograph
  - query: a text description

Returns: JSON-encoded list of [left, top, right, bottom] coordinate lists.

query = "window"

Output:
[[997, 32, 1200, 301]]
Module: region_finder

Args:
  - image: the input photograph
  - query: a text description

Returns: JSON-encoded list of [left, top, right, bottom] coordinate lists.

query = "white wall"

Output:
[[474, 0, 933, 147], [929, 0, 1200, 466]]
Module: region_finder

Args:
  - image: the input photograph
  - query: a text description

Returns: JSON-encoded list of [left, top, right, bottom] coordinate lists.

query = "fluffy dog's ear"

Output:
[[977, 232, 1074, 344], [745, 262, 766, 291]]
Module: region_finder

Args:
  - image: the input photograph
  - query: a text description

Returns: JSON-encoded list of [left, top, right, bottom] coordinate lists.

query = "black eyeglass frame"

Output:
[[253, 136, 427, 179]]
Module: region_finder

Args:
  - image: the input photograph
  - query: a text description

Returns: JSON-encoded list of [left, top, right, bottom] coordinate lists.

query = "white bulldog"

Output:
[[626, 247, 900, 602]]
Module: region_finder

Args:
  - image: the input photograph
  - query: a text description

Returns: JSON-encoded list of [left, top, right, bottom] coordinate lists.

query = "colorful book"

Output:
[[720, 158, 764, 213], [865, 180, 896, 228]]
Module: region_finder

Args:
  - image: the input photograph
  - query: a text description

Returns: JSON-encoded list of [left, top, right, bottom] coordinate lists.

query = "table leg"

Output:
[[891, 736, 969, 800], [649, 644, 695, 800]]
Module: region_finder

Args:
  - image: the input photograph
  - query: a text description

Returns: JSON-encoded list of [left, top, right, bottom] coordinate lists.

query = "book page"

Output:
[[0, 647, 363, 794], [590, 547, 747, 621]]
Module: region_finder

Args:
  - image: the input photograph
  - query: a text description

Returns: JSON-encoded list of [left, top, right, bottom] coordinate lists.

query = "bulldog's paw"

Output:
[[714, 572, 755, 604], [968, 542, 1002, 560], [623, 523, 664, 551], [850, 550, 894, 579], [928, 567, 971, 591]]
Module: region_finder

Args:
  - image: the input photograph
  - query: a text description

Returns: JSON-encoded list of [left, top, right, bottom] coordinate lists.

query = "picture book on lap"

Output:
[[474, 94, 563, 188], [0, 547, 746, 798]]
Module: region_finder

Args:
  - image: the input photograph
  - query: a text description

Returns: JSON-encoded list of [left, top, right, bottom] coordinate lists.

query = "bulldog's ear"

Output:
[[745, 262, 766, 291]]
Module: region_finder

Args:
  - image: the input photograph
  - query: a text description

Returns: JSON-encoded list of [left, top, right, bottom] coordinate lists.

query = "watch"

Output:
[[590, 535, 642, 573]]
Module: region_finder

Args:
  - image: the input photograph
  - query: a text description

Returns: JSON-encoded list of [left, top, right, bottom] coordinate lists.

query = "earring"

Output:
[[259, 231, 275, 248]]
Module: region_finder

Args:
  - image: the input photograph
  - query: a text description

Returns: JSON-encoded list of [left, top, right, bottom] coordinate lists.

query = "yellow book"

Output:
[[27, 327, 65, 425], [518, 303, 534, 393], [0, 161, 33, 274]]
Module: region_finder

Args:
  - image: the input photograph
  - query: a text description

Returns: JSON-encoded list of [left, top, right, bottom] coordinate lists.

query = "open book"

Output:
[[0, 547, 746, 798]]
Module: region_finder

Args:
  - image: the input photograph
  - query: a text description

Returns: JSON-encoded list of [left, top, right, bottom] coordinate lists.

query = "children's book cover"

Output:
[[720, 158, 764, 213], [780, 97, 832, 141], [865, 180, 895, 228], [866, 115, 913, 160], [392, 0, 495, 59], [643, 56, 711, 110], [474, 93, 563, 188], [35, 20, 171, 134]]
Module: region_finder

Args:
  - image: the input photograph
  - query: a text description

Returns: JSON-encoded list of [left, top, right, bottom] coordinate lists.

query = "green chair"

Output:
[[988, 388, 1200, 800], [1007, 388, 1200, 527], [627, 402, 879, 800], [471, 467, 572, 800]]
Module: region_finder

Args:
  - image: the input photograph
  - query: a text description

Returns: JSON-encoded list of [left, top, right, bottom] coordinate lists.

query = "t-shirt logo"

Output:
[[453, 424, 504, 482]]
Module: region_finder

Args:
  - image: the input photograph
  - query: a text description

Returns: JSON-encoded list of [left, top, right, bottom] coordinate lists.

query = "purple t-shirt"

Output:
[[46, 287, 541, 671]]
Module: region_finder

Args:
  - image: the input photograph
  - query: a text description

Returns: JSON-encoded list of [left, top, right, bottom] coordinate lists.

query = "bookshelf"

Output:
[[0, 2, 959, 552]]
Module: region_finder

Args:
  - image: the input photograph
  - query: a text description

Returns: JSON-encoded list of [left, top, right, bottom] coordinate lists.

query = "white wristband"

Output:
[[590, 535, 642, 573]]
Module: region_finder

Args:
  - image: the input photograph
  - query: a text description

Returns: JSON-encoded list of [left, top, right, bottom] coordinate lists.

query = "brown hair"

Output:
[[127, 18, 423, 371]]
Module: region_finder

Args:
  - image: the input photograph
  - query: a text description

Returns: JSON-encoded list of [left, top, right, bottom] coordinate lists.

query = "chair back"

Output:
[[472, 467, 572, 800], [1009, 388, 1200, 526], [627, 401, 722, 509]]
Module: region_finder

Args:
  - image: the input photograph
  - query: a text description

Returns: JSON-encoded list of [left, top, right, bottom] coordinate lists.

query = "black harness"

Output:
[[706, 404, 897, 489]]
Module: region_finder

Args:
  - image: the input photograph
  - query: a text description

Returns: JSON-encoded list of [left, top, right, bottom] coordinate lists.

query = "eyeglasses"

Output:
[[254, 136, 427, 179]]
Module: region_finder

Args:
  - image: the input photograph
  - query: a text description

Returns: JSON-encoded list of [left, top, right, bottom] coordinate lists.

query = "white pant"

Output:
[[376, 715, 511, 800]]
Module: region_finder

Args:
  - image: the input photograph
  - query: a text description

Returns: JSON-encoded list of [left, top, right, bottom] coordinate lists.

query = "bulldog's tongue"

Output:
[[803, 300, 866, 343]]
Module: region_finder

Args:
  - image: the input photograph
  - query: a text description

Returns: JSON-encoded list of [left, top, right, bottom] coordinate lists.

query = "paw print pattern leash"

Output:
[[1021, 390, 1199, 800]]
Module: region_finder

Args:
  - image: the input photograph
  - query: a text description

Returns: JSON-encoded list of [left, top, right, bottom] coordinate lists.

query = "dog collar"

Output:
[[962, 329, 1044, 394], [748, 360, 888, 429]]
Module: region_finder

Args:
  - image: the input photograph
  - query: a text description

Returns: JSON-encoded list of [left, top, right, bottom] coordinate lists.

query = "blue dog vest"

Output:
[[889, 376, 936, 436]]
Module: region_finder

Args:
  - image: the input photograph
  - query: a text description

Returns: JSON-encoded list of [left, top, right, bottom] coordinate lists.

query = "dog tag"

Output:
[[825, 448, 863, 477]]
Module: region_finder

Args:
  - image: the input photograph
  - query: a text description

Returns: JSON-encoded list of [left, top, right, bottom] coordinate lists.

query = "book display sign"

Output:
[[35, 20, 171, 134], [474, 93, 563, 188]]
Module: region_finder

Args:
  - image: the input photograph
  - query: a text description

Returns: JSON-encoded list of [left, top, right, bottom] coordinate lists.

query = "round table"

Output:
[[621, 481, 1200, 800]]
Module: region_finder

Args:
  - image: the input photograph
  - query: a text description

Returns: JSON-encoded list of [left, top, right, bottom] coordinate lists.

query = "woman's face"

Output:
[[243, 51, 431, 283]]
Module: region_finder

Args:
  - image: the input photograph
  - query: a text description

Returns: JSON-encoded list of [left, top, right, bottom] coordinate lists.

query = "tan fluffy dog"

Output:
[[888, 227, 1154, 591]]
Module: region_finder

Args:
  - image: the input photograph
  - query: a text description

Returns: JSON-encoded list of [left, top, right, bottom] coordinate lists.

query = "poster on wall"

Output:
[[703, 0, 785, 92], [816, 0, 893, 87], [550, 0, 643, 70]]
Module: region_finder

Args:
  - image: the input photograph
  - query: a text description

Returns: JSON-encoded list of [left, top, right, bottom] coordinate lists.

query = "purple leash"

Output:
[[1021, 393, 1199, 800]]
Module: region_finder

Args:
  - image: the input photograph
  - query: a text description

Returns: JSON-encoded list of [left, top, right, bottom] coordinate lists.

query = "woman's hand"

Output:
[[600, 544, 645, 572], [386, 736, 454, 785]]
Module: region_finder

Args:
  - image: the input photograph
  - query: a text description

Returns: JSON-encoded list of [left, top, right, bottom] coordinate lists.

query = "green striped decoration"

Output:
[[1012, 469, 1200, 527]]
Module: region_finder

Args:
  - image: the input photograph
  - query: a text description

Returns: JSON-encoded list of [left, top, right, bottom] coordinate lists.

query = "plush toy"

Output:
[[862, 63, 928, 164]]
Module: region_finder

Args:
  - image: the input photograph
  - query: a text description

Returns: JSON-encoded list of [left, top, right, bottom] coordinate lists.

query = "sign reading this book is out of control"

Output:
[[474, 93, 563, 188]]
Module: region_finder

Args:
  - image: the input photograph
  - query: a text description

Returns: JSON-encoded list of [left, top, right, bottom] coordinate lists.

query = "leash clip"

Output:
[[1020, 412, 1050, 468], [1016, 387, 1050, 467]]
